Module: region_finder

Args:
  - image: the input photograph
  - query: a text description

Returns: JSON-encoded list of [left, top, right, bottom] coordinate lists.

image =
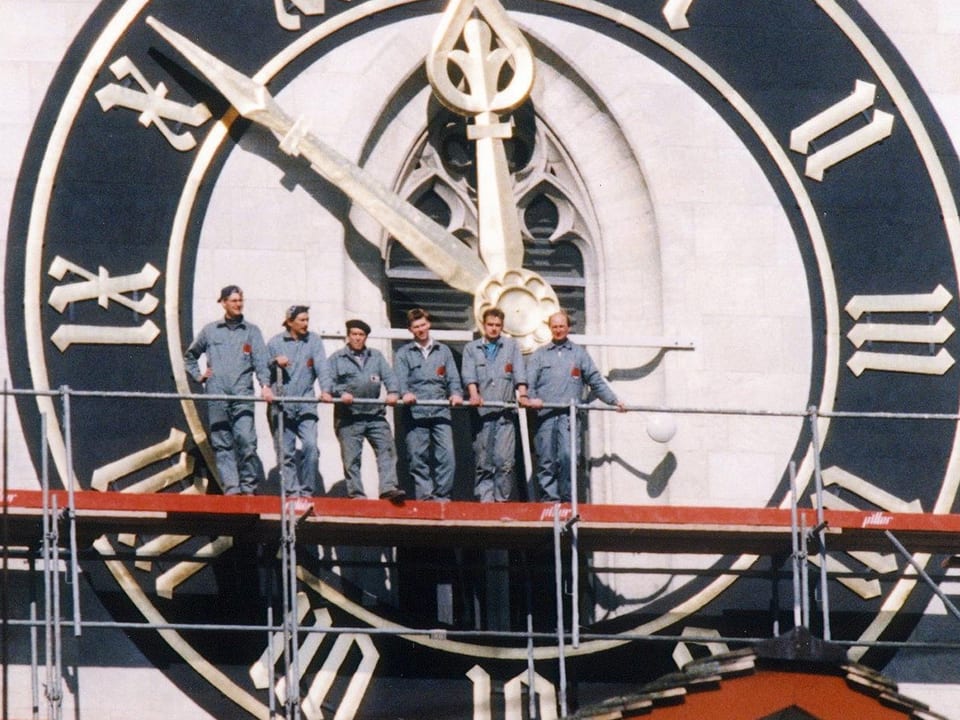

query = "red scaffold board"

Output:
[[4, 489, 960, 555]]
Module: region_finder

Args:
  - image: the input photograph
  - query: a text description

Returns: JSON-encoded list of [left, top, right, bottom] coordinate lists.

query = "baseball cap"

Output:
[[284, 305, 310, 325]]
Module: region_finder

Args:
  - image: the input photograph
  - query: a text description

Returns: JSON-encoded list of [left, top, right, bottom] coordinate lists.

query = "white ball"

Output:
[[646, 414, 677, 443]]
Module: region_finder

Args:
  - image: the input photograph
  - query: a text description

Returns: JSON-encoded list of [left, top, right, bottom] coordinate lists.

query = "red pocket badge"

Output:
[[571, 367, 581, 378], [505, 363, 513, 373], [436, 366, 446, 376], [242, 343, 252, 354], [306, 358, 314, 368]]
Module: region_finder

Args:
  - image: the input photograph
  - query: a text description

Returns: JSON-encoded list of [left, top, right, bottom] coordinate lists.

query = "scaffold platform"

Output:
[[5, 489, 960, 555]]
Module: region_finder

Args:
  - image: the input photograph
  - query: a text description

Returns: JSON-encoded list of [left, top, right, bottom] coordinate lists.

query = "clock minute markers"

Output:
[[146, 16, 487, 296]]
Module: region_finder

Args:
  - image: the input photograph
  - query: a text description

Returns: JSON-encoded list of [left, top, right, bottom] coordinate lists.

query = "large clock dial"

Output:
[[6, 0, 960, 717]]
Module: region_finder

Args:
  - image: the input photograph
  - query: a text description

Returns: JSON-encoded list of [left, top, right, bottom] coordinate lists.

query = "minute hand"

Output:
[[147, 17, 487, 295]]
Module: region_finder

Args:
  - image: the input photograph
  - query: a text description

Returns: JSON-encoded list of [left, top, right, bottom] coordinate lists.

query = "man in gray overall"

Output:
[[184, 285, 274, 495], [394, 308, 464, 500], [462, 308, 527, 502], [267, 305, 332, 497], [522, 310, 625, 502], [327, 319, 405, 501]]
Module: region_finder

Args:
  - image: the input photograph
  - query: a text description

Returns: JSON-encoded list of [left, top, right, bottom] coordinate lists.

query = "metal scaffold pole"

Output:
[[41, 412, 63, 720], [523, 552, 537, 719], [885, 530, 960, 623], [808, 406, 832, 640], [568, 400, 580, 651], [800, 513, 811, 630], [286, 497, 302, 720], [276, 392, 302, 720], [59, 387, 81, 637], [267, 605, 277, 719], [552, 503, 568, 718], [1, 380, 8, 720], [29, 600, 39, 720], [50, 496, 63, 720], [279, 492, 293, 718], [788, 461, 804, 630]]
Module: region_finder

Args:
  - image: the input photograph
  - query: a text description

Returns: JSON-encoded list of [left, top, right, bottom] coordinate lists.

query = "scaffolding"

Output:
[[3, 385, 960, 719]]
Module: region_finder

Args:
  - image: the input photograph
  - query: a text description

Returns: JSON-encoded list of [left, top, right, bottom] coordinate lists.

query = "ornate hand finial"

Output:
[[428, 1, 559, 352], [427, 0, 535, 274]]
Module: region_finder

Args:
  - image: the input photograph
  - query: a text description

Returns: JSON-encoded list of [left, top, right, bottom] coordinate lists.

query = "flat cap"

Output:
[[345, 318, 371, 335]]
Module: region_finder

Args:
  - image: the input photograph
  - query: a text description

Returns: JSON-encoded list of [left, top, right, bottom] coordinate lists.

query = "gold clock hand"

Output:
[[147, 16, 487, 295], [427, 0, 534, 274]]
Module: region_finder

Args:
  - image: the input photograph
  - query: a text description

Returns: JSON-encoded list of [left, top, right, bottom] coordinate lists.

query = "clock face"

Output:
[[6, 0, 960, 717]]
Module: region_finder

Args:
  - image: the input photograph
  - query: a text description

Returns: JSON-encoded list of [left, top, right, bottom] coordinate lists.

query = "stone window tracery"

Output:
[[385, 101, 598, 334]]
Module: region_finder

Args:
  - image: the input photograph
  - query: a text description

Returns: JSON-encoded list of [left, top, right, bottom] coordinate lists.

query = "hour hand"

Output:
[[146, 17, 487, 295]]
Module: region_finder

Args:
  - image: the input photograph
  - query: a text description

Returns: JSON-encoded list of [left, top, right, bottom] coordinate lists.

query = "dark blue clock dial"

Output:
[[7, 1, 960, 716]]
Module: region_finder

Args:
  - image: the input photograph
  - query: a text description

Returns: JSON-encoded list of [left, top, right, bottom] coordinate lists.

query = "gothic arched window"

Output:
[[386, 102, 595, 335]]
